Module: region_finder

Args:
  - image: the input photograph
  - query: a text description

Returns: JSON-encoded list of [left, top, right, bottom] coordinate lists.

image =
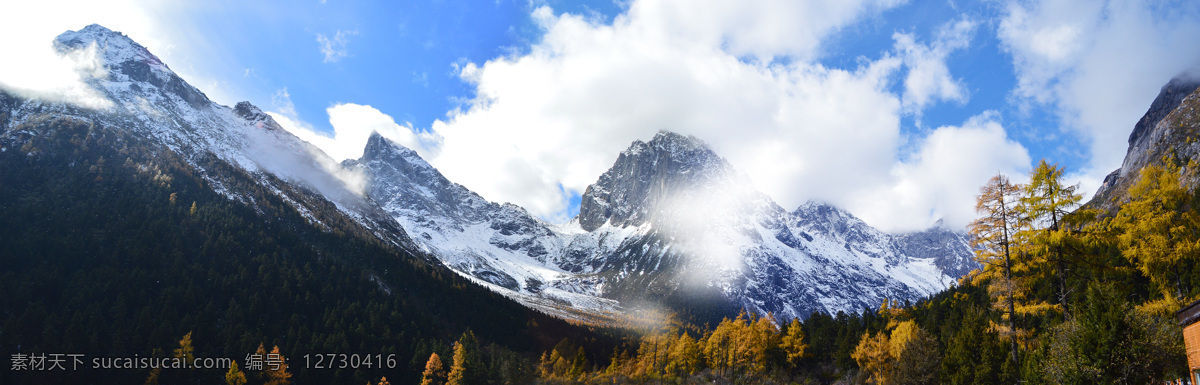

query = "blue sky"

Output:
[[3, 0, 1200, 232]]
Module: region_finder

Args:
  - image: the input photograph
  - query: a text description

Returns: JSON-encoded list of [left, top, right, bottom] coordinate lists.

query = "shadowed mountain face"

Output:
[[351, 130, 977, 323]]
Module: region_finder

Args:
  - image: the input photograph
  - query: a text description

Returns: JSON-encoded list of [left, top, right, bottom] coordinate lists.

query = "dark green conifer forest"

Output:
[[0, 116, 619, 384]]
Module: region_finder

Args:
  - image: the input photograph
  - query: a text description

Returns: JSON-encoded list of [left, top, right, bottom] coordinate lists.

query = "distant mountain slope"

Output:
[[343, 133, 626, 323]]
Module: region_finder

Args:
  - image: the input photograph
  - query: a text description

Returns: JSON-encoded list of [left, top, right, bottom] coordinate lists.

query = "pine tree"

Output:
[[968, 173, 1030, 365], [748, 313, 779, 374], [170, 332, 197, 384], [420, 352, 446, 385], [666, 332, 702, 378], [447, 341, 466, 385], [1113, 163, 1200, 299], [224, 361, 247, 385], [891, 324, 940, 385], [539, 351, 554, 378], [577, 346, 592, 378], [173, 331, 195, 362], [635, 331, 672, 378], [264, 345, 291, 385], [887, 321, 919, 361], [252, 344, 268, 383], [704, 318, 736, 377], [852, 331, 891, 385], [144, 348, 165, 385], [1042, 282, 1187, 383], [552, 352, 570, 380], [780, 317, 808, 368], [1018, 159, 1084, 314], [445, 331, 482, 385]]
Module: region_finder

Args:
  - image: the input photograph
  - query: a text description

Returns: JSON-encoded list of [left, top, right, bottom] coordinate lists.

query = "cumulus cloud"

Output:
[[268, 90, 436, 163], [282, 1, 1029, 232], [317, 30, 356, 63], [408, 5, 914, 222], [998, 0, 1200, 197], [894, 17, 976, 115], [850, 112, 1032, 232]]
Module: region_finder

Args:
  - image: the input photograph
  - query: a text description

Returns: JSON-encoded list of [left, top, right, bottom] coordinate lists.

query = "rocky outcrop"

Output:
[[1090, 75, 1200, 210], [578, 131, 734, 231]]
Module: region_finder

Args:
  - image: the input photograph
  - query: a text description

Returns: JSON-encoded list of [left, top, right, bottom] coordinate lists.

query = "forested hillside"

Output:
[[0, 113, 619, 385]]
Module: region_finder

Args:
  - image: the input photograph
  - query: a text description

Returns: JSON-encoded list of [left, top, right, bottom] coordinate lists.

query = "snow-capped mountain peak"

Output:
[[351, 131, 978, 322], [577, 130, 743, 232], [54, 24, 169, 74], [54, 24, 209, 110]]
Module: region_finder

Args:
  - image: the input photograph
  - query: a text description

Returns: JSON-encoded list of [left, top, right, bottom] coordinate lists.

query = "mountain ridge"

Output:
[[351, 128, 977, 323], [10, 24, 978, 327]]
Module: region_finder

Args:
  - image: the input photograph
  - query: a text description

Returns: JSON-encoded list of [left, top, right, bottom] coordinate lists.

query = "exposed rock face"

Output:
[[1090, 75, 1200, 210], [234, 102, 284, 131], [895, 219, 977, 280], [578, 132, 733, 231]]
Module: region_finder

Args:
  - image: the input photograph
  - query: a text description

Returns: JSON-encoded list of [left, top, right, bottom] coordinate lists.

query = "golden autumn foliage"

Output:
[[852, 320, 940, 385], [224, 361, 247, 385], [968, 172, 1039, 356], [554, 311, 807, 383], [420, 352, 446, 385], [264, 345, 291, 385], [780, 318, 808, 367], [1112, 163, 1200, 299], [447, 342, 467, 385], [666, 332, 702, 377], [1017, 160, 1086, 314]]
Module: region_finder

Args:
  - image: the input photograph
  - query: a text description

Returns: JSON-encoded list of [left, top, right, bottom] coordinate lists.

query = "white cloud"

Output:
[[317, 29, 356, 63], [409, 5, 916, 222], [269, 94, 436, 163], [998, 0, 1200, 198], [850, 112, 1032, 232], [276, 1, 1033, 232], [894, 18, 976, 115]]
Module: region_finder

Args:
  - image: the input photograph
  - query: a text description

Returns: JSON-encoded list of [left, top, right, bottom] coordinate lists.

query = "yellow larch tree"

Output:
[[1113, 163, 1200, 300]]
